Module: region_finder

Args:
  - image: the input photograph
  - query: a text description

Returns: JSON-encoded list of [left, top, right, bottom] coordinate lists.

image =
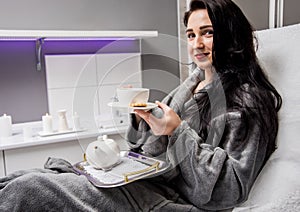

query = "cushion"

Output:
[[233, 23, 300, 211]]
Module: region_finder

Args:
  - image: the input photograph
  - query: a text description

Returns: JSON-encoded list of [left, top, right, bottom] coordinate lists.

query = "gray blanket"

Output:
[[0, 157, 200, 212], [0, 68, 276, 211]]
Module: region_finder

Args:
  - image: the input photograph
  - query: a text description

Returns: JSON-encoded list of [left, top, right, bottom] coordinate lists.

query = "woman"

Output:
[[127, 0, 281, 210], [0, 0, 281, 211]]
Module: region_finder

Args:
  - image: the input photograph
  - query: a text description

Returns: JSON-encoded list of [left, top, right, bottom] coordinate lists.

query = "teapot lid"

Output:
[[97, 134, 108, 141]]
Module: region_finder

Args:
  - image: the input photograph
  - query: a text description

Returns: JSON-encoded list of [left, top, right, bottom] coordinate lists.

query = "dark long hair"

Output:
[[184, 0, 281, 111], [183, 0, 282, 154]]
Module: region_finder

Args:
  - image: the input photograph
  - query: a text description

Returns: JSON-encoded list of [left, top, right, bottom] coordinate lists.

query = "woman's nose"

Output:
[[193, 36, 204, 49]]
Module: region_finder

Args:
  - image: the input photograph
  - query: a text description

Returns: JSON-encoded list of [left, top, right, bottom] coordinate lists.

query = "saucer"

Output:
[[107, 102, 158, 112]]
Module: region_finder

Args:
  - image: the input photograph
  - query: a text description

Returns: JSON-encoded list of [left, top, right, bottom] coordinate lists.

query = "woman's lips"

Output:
[[194, 53, 209, 60]]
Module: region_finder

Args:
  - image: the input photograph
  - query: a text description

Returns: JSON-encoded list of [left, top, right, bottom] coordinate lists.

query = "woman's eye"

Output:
[[202, 29, 214, 37], [186, 33, 195, 39]]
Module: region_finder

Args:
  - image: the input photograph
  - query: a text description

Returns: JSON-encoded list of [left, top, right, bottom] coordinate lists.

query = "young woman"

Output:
[[0, 0, 281, 211]]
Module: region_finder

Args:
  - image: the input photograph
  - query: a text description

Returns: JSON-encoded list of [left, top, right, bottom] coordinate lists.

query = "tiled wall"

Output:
[[45, 53, 141, 129]]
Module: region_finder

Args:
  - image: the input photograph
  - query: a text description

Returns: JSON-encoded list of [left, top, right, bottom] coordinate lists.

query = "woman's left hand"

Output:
[[134, 101, 182, 136]]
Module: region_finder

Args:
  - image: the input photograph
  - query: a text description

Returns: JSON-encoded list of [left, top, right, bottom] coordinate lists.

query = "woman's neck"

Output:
[[193, 68, 214, 94]]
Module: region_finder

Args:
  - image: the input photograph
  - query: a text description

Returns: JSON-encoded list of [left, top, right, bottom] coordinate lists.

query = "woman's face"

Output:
[[186, 9, 213, 71]]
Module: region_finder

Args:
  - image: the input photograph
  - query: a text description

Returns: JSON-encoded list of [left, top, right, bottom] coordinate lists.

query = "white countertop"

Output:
[[0, 121, 128, 151]]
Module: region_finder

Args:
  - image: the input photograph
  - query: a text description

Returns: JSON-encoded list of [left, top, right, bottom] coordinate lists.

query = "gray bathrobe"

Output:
[[0, 69, 277, 212]]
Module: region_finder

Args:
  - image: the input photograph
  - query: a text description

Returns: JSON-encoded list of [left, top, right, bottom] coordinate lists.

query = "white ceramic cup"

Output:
[[117, 88, 150, 106]]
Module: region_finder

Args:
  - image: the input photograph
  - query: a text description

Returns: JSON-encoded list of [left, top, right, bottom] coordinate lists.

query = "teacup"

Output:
[[117, 87, 149, 106]]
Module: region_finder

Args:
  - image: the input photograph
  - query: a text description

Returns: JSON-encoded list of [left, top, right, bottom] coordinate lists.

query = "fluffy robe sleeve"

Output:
[[166, 108, 271, 210]]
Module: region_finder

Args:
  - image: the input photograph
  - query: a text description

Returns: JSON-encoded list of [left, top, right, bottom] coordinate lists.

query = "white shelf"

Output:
[[0, 121, 128, 151], [0, 29, 158, 39], [0, 29, 158, 71]]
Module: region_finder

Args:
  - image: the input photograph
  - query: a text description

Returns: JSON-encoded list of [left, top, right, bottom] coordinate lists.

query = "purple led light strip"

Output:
[[0, 37, 136, 41]]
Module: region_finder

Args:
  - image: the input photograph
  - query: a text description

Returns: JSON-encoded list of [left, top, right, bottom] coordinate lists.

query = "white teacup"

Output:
[[117, 87, 149, 106]]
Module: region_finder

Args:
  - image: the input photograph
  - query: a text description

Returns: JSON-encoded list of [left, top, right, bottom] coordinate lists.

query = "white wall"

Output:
[[45, 53, 142, 129]]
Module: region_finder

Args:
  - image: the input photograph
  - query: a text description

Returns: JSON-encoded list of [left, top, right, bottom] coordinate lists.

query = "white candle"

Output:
[[42, 113, 53, 133], [73, 112, 81, 130], [0, 114, 12, 137]]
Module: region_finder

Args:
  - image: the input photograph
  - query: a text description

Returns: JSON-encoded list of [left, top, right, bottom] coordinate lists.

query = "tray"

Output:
[[73, 151, 171, 188]]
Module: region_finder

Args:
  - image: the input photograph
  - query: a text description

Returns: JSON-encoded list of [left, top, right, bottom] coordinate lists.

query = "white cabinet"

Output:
[[4, 134, 128, 175], [5, 138, 93, 175], [0, 151, 5, 177]]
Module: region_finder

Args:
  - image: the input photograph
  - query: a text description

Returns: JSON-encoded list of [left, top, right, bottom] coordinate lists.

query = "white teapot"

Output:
[[85, 135, 120, 170]]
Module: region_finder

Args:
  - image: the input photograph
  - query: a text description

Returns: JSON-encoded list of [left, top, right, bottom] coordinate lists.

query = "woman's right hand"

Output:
[[134, 101, 181, 136]]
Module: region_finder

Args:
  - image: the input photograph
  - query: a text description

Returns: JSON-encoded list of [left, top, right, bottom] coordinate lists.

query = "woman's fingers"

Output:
[[134, 101, 182, 136], [134, 108, 166, 135], [134, 109, 151, 123], [155, 101, 170, 112]]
